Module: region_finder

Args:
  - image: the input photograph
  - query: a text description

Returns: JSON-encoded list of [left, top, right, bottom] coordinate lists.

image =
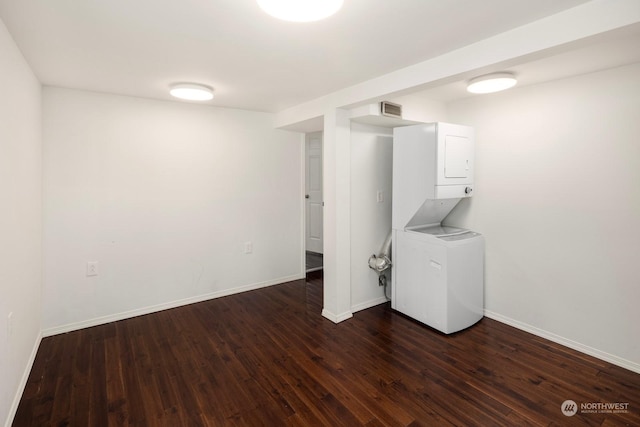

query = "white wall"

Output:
[[43, 87, 303, 333], [387, 93, 448, 124], [445, 63, 640, 371], [350, 123, 393, 312], [321, 109, 353, 322], [0, 18, 42, 427]]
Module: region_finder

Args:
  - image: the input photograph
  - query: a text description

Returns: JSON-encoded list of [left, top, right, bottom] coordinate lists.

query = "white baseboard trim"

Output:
[[351, 296, 388, 314], [42, 273, 304, 337], [484, 309, 640, 375], [322, 308, 353, 323], [5, 331, 42, 427]]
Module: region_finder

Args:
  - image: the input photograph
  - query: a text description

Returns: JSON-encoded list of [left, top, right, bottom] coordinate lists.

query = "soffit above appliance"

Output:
[[349, 102, 422, 128]]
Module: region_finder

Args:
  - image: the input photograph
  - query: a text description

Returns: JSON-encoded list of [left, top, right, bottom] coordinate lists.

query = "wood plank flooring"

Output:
[[14, 271, 640, 426], [305, 251, 323, 273]]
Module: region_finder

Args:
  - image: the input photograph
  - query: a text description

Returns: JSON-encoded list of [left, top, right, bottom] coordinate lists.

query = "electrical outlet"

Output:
[[377, 190, 384, 203], [87, 261, 99, 276], [244, 241, 253, 254]]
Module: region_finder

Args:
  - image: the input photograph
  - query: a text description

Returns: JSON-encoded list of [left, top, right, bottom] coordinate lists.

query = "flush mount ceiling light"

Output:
[[467, 72, 517, 94], [169, 83, 214, 101], [257, 0, 344, 22]]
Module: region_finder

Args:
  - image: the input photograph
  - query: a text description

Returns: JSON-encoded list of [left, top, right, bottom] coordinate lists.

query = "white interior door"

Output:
[[305, 132, 323, 254]]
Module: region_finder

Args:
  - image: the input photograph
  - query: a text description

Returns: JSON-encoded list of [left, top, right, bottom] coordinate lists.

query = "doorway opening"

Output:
[[305, 131, 323, 273]]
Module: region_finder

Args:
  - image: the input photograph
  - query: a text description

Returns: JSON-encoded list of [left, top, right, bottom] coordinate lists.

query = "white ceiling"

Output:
[[2, 0, 631, 113], [402, 23, 640, 104]]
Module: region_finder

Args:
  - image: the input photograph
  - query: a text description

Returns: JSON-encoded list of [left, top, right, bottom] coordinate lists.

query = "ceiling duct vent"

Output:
[[380, 101, 402, 119]]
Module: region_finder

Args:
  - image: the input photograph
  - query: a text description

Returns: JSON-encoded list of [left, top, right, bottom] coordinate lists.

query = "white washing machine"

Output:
[[391, 225, 484, 334], [390, 123, 484, 334]]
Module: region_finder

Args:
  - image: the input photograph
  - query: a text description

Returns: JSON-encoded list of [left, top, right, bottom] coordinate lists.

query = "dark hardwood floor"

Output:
[[14, 271, 640, 426], [305, 251, 323, 273]]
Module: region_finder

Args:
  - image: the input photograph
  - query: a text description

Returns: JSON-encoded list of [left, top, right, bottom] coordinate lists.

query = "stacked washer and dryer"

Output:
[[391, 123, 484, 334]]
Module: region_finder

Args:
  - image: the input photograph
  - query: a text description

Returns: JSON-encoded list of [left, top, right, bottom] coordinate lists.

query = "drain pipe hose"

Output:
[[368, 230, 392, 273]]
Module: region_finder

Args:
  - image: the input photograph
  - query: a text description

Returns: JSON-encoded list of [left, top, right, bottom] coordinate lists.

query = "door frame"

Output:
[[305, 132, 323, 255]]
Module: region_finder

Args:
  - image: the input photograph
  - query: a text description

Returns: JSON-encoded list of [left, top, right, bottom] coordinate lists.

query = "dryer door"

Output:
[[436, 122, 474, 187]]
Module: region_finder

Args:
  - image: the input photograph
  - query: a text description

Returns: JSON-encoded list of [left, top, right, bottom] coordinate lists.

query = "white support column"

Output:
[[321, 108, 353, 323]]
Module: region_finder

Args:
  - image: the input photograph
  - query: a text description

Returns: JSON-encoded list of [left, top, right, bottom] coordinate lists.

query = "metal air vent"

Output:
[[380, 101, 402, 119]]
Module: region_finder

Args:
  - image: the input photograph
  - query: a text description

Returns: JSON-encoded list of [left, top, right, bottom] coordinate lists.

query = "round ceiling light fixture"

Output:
[[256, 0, 344, 22], [467, 72, 517, 94], [169, 83, 214, 101]]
